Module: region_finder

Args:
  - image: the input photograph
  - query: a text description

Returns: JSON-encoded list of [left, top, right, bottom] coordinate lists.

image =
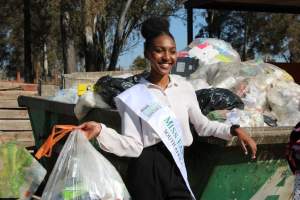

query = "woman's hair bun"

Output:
[[141, 17, 170, 40]]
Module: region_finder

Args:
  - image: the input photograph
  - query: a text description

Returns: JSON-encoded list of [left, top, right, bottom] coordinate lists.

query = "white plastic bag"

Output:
[[74, 91, 111, 120], [267, 81, 300, 126], [42, 129, 130, 200], [187, 38, 241, 65]]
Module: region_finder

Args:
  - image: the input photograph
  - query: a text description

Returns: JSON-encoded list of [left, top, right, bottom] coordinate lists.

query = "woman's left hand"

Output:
[[235, 128, 257, 159]]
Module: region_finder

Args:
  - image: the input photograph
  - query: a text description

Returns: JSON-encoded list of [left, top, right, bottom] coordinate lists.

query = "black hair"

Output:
[[141, 17, 175, 51], [290, 121, 300, 142]]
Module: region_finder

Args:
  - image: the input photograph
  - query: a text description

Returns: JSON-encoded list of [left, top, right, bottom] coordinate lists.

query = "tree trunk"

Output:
[[84, 26, 98, 72], [97, 15, 107, 71], [23, 0, 34, 83], [108, 0, 133, 71], [81, 0, 99, 72], [108, 36, 121, 71], [43, 43, 48, 79], [207, 10, 213, 38], [60, 3, 76, 74]]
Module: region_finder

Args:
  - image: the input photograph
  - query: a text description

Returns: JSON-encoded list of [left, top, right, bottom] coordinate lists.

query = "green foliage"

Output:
[[286, 15, 300, 62], [197, 10, 300, 62], [0, 0, 24, 77], [0, 0, 184, 79], [130, 55, 148, 70], [94, 0, 185, 71], [0, 142, 33, 197]]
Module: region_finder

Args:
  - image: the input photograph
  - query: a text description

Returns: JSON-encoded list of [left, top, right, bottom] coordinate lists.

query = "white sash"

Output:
[[115, 84, 195, 199]]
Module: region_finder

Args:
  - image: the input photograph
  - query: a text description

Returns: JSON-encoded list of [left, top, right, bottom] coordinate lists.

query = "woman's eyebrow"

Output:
[[151, 45, 176, 48]]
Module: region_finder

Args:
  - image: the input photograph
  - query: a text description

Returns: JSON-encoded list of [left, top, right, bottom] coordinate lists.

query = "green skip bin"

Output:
[[18, 95, 294, 199]]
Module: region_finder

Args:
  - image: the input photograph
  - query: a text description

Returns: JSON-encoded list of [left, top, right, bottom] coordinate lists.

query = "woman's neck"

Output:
[[147, 72, 169, 90]]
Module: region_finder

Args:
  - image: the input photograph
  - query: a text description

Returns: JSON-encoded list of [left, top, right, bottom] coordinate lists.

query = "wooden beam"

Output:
[[0, 110, 29, 119], [0, 81, 23, 88], [0, 100, 21, 108], [0, 90, 37, 100], [0, 120, 32, 131], [0, 131, 34, 147]]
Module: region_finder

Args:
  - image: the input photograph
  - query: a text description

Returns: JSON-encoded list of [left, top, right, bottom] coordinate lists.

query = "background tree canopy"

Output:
[[0, 0, 185, 82], [130, 55, 148, 71], [196, 10, 300, 62], [0, 1, 299, 83]]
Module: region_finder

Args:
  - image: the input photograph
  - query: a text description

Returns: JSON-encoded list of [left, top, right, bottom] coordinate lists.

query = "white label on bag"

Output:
[[115, 84, 195, 199]]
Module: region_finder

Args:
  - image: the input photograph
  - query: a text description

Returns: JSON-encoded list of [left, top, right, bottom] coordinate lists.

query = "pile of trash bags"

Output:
[[54, 37, 299, 127], [180, 38, 299, 127]]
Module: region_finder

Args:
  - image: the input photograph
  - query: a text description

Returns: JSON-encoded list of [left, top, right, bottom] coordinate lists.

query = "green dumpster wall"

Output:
[[18, 96, 294, 199], [186, 138, 293, 199]]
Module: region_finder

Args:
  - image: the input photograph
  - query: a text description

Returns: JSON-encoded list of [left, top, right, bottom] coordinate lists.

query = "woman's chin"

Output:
[[158, 67, 172, 75], [157, 70, 171, 76], [150, 66, 172, 77]]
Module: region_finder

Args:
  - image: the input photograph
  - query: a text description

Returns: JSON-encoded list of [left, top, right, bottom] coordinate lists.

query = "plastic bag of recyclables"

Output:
[[184, 38, 298, 127], [177, 38, 241, 90], [181, 37, 241, 65], [35, 125, 130, 200], [267, 81, 300, 127], [0, 142, 46, 199], [52, 86, 79, 104]]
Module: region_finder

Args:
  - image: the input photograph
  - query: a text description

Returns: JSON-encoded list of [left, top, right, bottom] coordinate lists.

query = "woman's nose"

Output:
[[162, 52, 171, 60]]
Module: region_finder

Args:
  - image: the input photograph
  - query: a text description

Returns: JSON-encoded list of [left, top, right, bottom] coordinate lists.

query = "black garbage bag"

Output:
[[196, 88, 244, 115], [263, 115, 278, 127], [94, 71, 149, 108]]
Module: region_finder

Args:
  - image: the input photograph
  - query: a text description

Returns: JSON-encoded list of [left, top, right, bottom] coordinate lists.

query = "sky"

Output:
[[118, 10, 204, 69]]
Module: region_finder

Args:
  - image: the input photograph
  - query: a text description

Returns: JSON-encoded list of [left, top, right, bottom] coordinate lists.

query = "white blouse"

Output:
[[97, 75, 232, 157]]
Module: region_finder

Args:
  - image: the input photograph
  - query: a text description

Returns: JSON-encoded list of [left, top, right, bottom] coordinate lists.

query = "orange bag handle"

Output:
[[35, 125, 78, 159]]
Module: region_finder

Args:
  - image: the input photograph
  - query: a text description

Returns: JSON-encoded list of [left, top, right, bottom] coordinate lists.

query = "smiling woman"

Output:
[[78, 17, 257, 200], [142, 17, 177, 89]]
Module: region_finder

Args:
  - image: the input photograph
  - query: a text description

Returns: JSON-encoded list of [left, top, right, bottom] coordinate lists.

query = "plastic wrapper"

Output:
[[0, 142, 46, 199], [267, 81, 300, 126], [195, 88, 244, 115], [42, 129, 130, 200]]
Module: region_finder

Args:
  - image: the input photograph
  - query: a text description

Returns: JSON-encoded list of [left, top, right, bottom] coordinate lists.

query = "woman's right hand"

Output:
[[78, 121, 102, 140]]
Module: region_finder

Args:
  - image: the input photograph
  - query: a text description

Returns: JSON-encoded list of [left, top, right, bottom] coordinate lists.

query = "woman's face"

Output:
[[146, 34, 177, 77]]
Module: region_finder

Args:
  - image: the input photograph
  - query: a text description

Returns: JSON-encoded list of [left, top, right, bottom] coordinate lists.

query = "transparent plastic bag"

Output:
[[52, 86, 79, 104], [41, 129, 130, 200], [190, 62, 242, 89], [187, 38, 241, 65], [267, 81, 300, 126]]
